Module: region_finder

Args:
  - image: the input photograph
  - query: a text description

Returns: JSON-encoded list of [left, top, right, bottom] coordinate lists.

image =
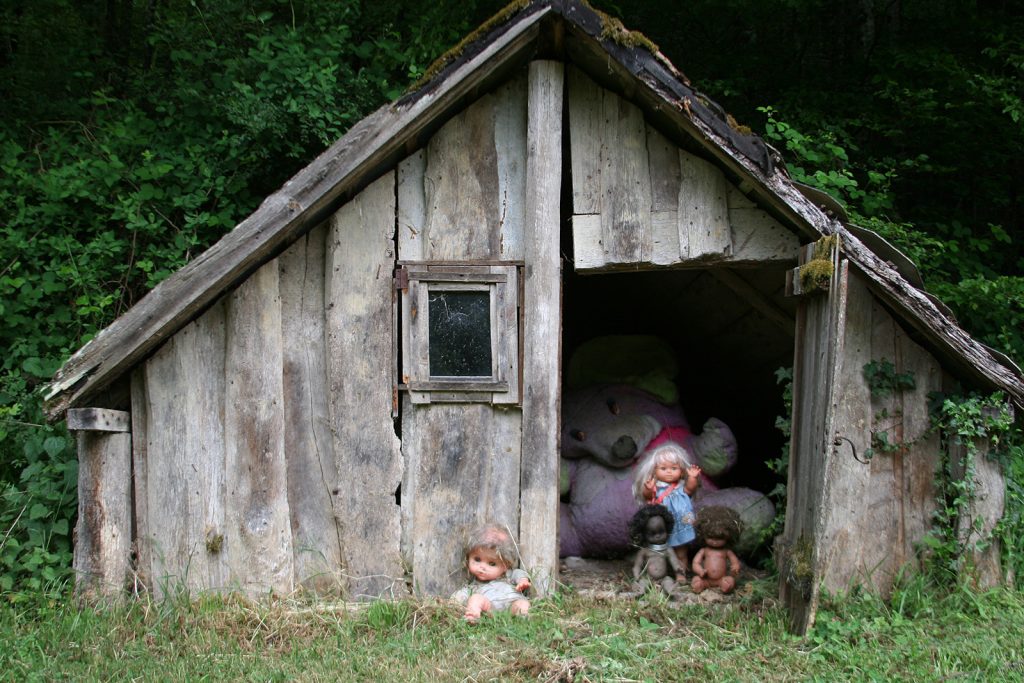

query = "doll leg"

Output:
[[464, 593, 493, 622], [510, 598, 530, 616], [718, 575, 737, 594], [628, 577, 651, 596], [690, 575, 708, 593], [673, 545, 689, 578]]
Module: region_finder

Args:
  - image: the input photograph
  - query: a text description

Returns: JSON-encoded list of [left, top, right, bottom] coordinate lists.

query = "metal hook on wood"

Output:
[[834, 435, 869, 464]]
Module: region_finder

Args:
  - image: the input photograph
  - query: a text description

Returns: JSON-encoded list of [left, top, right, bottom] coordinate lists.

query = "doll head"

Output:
[[693, 505, 743, 547], [628, 504, 674, 547], [632, 441, 693, 502], [463, 523, 518, 581]]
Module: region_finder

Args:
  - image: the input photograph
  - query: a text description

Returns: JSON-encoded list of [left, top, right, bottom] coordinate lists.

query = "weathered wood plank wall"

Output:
[[326, 172, 407, 600], [279, 223, 343, 593], [567, 66, 797, 271], [131, 67, 541, 599], [726, 186, 802, 263], [140, 303, 229, 596], [402, 406, 523, 595], [947, 380, 1006, 588], [398, 74, 527, 263], [569, 65, 651, 265], [129, 372, 149, 592], [397, 69, 530, 596], [520, 60, 569, 593], [134, 175, 403, 598], [224, 261, 293, 594], [780, 255, 847, 634], [820, 268, 941, 596], [518, 60, 564, 594]]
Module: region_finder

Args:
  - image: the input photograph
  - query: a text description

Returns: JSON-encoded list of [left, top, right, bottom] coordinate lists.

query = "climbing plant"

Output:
[[863, 359, 917, 400], [922, 393, 1023, 585], [858, 359, 1022, 585], [862, 359, 918, 460], [762, 366, 793, 564]]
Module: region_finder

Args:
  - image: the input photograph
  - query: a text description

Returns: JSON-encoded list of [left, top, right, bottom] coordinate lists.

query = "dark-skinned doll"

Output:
[[627, 504, 683, 597]]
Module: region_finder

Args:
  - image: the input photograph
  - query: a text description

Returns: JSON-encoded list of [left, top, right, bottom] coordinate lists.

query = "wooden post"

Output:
[[519, 60, 563, 596], [68, 408, 132, 601]]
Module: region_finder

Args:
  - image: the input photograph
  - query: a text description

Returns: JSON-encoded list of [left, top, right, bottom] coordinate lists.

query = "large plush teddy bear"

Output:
[[559, 336, 774, 559]]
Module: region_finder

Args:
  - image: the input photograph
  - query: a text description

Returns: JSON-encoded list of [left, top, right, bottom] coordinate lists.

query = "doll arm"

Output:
[[667, 548, 683, 578], [632, 549, 648, 578], [727, 550, 741, 577], [509, 568, 531, 593], [692, 548, 707, 577], [683, 464, 701, 495], [642, 477, 657, 501]]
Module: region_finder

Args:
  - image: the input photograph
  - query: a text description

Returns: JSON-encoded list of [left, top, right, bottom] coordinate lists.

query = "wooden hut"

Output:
[[44, 0, 1024, 632]]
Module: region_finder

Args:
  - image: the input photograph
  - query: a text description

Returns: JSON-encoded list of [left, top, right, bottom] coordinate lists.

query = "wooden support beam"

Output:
[[710, 269, 794, 336], [66, 408, 130, 433], [519, 60, 563, 596], [72, 428, 132, 601]]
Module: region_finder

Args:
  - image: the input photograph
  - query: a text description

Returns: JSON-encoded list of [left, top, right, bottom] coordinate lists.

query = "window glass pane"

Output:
[[428, 290, 492, 376]]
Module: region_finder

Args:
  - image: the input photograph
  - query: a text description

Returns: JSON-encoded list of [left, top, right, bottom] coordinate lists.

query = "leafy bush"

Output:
[[928, 276, 1024, 365], [758, 109, 1024, 369], [759, 106, 899, 217], [0, 413, 76, 594], [0, 0, 477, 591]]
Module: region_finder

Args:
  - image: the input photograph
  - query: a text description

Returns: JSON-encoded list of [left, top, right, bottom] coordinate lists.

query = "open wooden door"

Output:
[[779, 234, 953, 633], [778, 237, 850, 634]]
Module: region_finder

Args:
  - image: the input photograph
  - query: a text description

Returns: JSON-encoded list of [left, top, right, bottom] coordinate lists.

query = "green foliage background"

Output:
[[0, 0, 482, 592], [1, 0, 1022, 591]]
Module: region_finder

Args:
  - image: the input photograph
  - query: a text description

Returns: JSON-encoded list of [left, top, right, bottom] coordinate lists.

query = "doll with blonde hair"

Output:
[[633, 442, 701, 575], [450, 523, 530, 622]]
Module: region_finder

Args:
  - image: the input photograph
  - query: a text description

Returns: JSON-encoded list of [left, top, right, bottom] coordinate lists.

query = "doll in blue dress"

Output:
[[633, 442, 701, 577]]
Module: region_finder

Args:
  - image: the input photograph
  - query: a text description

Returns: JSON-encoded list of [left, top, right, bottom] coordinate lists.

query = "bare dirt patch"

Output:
[[558, 556, 769, 604]]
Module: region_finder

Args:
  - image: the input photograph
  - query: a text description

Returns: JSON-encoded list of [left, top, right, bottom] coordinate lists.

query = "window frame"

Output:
[[399, 263, 520, 405]]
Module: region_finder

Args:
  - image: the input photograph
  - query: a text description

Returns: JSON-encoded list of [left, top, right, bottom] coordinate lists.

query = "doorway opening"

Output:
[[560, 265, 796, 567]]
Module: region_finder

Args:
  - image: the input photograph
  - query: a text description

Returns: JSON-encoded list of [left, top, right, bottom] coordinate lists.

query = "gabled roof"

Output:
[[43, 0, 1024, 419]]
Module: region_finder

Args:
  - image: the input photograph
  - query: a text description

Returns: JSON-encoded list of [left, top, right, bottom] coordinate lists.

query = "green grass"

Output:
[[1, 578, 1023, 682]]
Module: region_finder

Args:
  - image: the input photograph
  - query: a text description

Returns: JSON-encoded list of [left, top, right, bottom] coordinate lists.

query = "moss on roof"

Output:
[[591, 7, 659, 53], [405, 0, 677, 97], [590, 3, 680, 74], [727, 113, 753, 136], [407, 0, 533, 94]]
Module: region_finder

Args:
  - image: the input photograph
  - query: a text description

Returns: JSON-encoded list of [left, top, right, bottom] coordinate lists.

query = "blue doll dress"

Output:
[[655, 481, 696, 547]]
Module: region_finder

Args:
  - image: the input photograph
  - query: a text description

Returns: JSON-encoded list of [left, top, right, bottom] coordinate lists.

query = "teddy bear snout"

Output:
[[610, 435, 638, 462]]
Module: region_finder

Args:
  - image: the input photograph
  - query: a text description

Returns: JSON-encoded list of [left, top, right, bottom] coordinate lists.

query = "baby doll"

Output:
[[450, 523, 530, 622], [627, 504, 683, 597], [633, 442, 701, 576], [690, 505, 743, 595]]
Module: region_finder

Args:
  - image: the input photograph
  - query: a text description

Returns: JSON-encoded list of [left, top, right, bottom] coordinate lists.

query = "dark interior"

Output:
[[560, 265, 796, 554]]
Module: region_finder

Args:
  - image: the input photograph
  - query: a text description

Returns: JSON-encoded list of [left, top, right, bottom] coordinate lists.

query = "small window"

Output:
[[428, 290, 492, 376], [400, 264, 519, 404]]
